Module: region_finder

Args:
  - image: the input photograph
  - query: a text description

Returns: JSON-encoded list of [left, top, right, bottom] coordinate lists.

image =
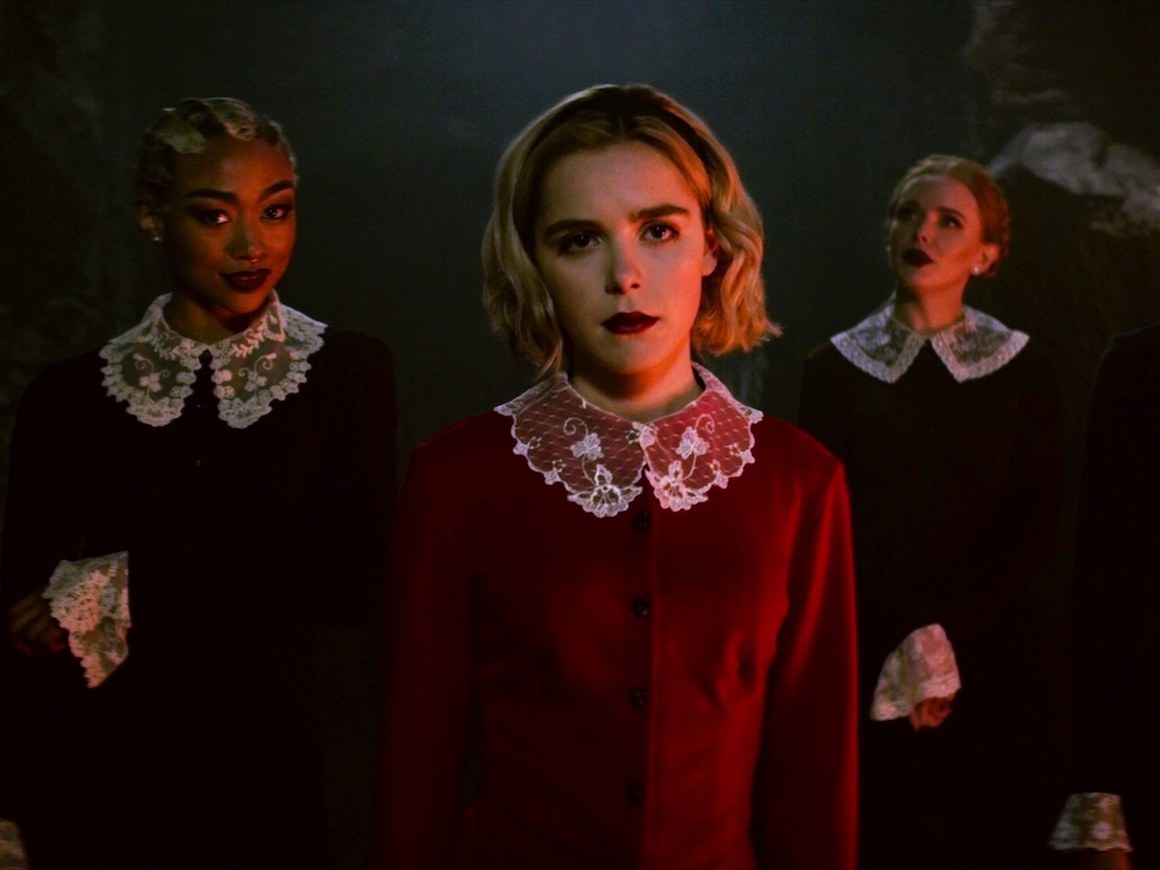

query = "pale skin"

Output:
[[887, 174, 999, 730], [533, 141, 718, 423], [888, 174, 998, 335], [6, 136, 297, 655]]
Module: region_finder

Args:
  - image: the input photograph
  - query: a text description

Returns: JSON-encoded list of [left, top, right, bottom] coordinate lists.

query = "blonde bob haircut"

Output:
[[886, 154, 1011, 279], [483, 84, 777, 376]]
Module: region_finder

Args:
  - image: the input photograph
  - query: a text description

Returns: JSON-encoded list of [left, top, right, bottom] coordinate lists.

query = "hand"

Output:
[[7, 586, 67, 655], [1074, 849, 1131, 870], [908, 693, 954, 730]]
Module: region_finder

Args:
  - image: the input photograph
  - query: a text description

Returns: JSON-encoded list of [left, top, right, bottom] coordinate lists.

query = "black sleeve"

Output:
[[1070, 330, 1159, 797], [304, 332, 398, 625], [0, 361, 91, 610], [927, 344, 1068, 648], [797, 344, 849, 463]]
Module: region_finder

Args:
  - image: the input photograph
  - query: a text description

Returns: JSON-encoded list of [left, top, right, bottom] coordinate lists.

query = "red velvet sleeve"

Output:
[[372, 439, 474, 869], [753, 462, 858, 869]]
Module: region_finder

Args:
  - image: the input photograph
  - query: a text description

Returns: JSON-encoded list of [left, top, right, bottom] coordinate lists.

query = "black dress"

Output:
[[1066, 323, 1160, 866], [798, 304, 1066, 868], [0, 298, 395, 868]]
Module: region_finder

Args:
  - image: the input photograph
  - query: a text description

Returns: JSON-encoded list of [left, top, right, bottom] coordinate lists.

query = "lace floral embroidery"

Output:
[[496, 364, 762, 518], [0, 819, 28, 870], [832, 302, 1029, 384], [1049, 793, 1132, 852], [870, 623, 961, 721], [100, 292, 326, 429], [43, 552, 131, 689]]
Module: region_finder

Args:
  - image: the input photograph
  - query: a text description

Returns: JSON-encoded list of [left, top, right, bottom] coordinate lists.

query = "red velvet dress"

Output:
[[377, 367, 858, 869]]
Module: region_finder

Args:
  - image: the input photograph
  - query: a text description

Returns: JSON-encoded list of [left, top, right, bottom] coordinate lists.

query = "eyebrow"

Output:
[[540, 203, 692, 238], [898, 199, 966, 219], [182, 179, 296, 203]]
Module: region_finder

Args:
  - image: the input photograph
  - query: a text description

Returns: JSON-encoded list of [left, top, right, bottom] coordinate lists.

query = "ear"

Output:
[[135, 202, 164, 242], [702, 228, 720, 278], [974, 242, 1000, 276]]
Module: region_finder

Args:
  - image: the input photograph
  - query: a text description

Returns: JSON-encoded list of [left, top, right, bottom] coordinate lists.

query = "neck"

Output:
[[892, 284, 965, 334], [569, 362, 702, 423], [164, 293, 264, 343]]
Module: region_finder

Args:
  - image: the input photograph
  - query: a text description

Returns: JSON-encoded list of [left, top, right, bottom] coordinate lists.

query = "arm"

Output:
[[872, 346, 1068, 656], [1, 365, 88, 622], [754, 462, 858, 869], [371, 441, 473, 869], [1062, 333, 1158, 850], [307, 335, 398, 625], [797, 347, 848, 463]]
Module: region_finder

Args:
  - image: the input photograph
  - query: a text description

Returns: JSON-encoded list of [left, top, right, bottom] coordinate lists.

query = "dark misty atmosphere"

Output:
[[2, 1, 1159, 866]]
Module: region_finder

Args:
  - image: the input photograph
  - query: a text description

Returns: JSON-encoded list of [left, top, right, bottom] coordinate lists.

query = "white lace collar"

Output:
[[831, 301, 1028, 384], [496, 363, 762, 518], [100, 292, 326, 429]]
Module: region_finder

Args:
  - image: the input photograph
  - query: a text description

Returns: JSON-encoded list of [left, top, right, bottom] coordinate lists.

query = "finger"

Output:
[[11, 636, 34, 656], [21, 611, 60, 646], [7, 601, 41, 634]]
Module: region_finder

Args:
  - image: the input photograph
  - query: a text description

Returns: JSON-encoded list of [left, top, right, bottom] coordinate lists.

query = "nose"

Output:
[[606, 239, 642, 295], [227, 217, 266, 263], [914, 213, 935, 245]]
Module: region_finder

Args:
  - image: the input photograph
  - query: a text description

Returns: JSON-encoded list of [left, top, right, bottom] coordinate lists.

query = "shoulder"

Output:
[[804, 338, 845, 368], [1088, 322, 1160, 409], [752, 415, 846, 487], [18, 349, 105, 411], [1102, 321, 1160, 373], [409, 411, 513, 476], [801, 339, 857, 385], [311, 328, 395, 377]]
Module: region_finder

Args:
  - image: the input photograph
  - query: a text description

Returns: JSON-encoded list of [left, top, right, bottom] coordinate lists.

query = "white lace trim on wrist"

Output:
[[44, 552, 131, 688], [832, 301, 1028, 384], [1049, 793, 1132, 852], [0, 819, 29, 870], [870, 623, 961, 720], [497, 363, 762, 518], [100, 292, 326, 429]]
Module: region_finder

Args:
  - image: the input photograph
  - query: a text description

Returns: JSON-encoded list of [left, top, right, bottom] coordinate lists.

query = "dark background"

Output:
[[1, 0, 983, 474], [3, 0, 1159, 864]]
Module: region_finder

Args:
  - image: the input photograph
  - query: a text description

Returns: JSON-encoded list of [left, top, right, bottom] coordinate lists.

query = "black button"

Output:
[[632, 511, 651, 531], [629, 687, 649, 708], [626, 782, 645, 804], [631, 596, 651, 618]]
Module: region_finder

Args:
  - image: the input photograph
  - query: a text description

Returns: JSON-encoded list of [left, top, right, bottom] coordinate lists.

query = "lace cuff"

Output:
[[44, 552, 131, 688], [1049, 793, 1132, 852], [870, 623, 961, 720], [0, 819, 29, 870]]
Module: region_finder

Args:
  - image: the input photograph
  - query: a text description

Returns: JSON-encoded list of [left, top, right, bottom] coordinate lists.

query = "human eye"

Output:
[[263, 201, 295, 221], [642, 222, 678, 243], [894, 205, 919, 222], [940, 214, 964, 229], [556, 232, 599, 254], [188, 207, 230, 226]]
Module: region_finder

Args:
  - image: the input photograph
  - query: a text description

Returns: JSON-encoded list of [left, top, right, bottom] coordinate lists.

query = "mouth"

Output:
[[602, 312, 659, 335], [222, 269, 271, 292], [902, 248, 933, 267]]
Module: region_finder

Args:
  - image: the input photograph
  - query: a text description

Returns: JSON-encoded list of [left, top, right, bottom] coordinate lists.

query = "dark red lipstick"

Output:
[[902, 248, 933, 267], [223, 269, 271, 292], [603, 312, 659, 335]]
